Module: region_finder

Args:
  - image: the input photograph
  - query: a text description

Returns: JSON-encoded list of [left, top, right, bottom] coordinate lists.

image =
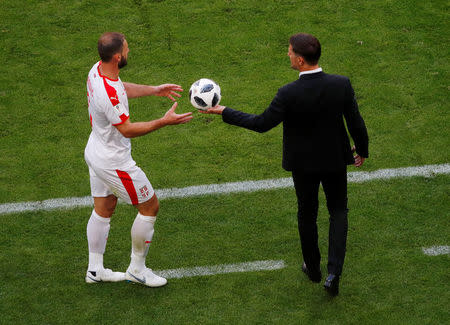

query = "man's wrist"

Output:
[[216, 105, 226, 114], [148, 85, 157, 96], [156, 116, 168, 127]]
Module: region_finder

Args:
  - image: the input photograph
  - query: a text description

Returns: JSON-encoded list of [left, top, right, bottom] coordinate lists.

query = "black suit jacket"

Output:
[[222, 71, 369, 172]]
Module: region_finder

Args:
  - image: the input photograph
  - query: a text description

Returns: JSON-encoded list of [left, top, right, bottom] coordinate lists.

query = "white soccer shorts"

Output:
[[88, 164, 155, 205]]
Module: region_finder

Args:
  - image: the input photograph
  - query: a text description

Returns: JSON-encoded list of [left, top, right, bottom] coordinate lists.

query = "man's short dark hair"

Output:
[[289, 33, 321, 65], [98, 32, 125, 62]]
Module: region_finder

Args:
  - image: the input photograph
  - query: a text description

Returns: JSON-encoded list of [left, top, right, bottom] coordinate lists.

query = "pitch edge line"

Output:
[[155, 260, 286, 279], [1, 163, 449, 215], [422, 246, 450, 256]]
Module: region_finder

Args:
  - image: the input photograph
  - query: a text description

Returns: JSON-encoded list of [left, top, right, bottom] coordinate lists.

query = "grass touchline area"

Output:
[[155, 259, 286, 279], [422, 246, 450, 256], [1, 163, 449, 215]]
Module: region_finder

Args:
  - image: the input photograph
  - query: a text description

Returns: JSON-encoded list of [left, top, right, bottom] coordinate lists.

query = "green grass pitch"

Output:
[[0, 0, 449, 324]]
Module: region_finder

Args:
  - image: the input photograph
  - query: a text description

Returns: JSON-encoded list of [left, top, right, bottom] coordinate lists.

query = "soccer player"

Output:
[[84, 32, 192, 287], [201, 33, 368, 296]]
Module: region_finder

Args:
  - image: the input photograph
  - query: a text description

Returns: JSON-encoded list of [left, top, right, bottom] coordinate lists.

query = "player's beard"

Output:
[[118, 56, 127, 69]]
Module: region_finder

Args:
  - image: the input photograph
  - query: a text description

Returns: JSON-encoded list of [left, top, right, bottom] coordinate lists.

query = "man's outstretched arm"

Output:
[[115, 102, 192, 138], [200, 89, 286, 133], [123, 82, 183, 101]]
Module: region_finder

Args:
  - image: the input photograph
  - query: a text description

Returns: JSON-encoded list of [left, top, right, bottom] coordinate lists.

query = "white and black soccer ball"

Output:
[[189, 78, 221, 110]]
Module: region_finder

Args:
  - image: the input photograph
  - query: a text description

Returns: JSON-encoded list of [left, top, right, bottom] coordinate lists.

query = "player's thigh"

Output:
[[88, 167, 118, 217], [89, 166, 114, 198], [96, 165, 155, 206]]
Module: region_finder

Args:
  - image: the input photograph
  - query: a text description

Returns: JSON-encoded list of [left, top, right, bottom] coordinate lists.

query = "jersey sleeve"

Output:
[[102, 77, 129, 126], [109, 102, 129, 126]]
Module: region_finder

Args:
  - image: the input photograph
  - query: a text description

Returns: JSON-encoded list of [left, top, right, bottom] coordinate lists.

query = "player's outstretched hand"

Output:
[[163, 102, 193, 125], [198, 105, 226, 115], [154, 84, 183, 101], [351, 145, 365, 167]]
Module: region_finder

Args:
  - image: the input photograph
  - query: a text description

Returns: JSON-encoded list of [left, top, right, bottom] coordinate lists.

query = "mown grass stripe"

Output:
[[155, 260, 286, 279], [0, 163, 449, 215]]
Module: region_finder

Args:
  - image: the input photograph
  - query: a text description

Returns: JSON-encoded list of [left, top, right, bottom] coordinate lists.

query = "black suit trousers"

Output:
[[292, 168, 348, 276]]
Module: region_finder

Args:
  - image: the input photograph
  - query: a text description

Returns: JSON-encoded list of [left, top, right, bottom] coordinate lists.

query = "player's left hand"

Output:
[[162, 102, 193, 125], [154, 84, 183, 101], [351, 145, 365, 167]]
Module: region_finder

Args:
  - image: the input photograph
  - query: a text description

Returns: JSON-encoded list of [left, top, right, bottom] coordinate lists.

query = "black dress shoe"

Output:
[[324, 274, 340, 296], [302, 262, 322, 283]]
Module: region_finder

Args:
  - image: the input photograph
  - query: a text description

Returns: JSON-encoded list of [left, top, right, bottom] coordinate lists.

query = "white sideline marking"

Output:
[[155, 260, 286, 279], [422, 246, 450, 256], [0, 163, 449, 215]]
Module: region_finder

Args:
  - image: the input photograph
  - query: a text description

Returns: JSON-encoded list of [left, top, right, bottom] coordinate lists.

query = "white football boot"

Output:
[[85, 268, 126, 283], [125, 266, 167, 287]]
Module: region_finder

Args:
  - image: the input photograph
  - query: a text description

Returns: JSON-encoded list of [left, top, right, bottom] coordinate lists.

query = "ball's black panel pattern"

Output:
[[194, 96, 208, 107], [212, 93, 219, 107], [200, 84, 214, 93]]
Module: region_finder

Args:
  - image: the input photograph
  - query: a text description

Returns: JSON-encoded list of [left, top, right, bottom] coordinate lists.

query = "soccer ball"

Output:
[[189, 78, 221, 110]]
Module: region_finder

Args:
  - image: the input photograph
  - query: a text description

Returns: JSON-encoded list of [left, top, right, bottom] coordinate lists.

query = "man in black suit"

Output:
[[201, 33, 368, 296]]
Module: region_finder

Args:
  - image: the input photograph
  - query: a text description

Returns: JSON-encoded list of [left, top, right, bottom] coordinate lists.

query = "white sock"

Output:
[[130, 213, 156, 271], [86, 209, 110, 271]]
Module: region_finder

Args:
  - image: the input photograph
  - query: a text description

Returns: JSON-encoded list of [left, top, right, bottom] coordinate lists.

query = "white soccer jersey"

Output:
[[84, 61, 135, 169]]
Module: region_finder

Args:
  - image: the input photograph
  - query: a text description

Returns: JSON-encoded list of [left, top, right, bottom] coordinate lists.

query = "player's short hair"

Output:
[[98, 32, 125, 62], [289, 33, 321, 65]]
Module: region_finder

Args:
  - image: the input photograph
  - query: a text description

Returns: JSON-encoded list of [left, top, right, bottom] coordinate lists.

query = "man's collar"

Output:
[[299, 67, 323, 78]]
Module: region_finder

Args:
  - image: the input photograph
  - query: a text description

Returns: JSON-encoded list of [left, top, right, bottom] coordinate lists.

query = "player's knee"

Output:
[[107, 196, 118, 210], [138, 194, 159, 216], [94, 195, 118, 218], [151, 198, 160, 215]]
